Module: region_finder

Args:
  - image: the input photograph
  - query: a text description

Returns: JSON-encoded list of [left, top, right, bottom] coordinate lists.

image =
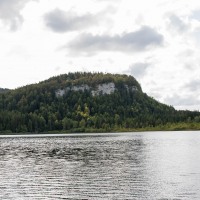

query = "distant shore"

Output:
[[1, 122, 200, 135]]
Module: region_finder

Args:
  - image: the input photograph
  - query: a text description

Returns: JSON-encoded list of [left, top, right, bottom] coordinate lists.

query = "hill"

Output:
[[0, 88, 10, 94], [0, 72, 200, 133]]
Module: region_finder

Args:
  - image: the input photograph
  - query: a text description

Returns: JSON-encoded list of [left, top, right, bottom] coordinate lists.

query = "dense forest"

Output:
[[0, 88, 10, 94], [0, 72, 200, 133]]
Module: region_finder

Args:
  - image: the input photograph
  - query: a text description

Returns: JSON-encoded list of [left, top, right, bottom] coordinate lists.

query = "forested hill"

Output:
[[0, 88, 9, 93], [0, 72, 200, 133]]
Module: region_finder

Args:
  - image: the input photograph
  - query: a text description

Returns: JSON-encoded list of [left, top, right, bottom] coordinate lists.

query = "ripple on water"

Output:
[[0, 132, 200, 199]]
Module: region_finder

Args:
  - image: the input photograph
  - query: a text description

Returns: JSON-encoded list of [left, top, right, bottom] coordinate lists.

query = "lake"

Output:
[[0, 131, 200, 199]]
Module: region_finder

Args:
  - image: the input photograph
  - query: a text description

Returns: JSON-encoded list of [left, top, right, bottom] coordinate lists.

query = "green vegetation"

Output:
[[0, 72, 200, 133], [0, 88, 10, 94]]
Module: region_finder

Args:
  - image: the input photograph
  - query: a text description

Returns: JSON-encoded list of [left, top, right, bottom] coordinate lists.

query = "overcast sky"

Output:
[[0, 0, 200, 110]]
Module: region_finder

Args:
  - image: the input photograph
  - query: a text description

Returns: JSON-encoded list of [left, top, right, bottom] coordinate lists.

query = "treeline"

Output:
[[0, 72, 200, 133], [0, 88, 10, 94]]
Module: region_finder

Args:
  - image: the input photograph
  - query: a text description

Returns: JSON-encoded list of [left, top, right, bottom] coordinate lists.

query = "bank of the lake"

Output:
[[1, 121, 200, 135]]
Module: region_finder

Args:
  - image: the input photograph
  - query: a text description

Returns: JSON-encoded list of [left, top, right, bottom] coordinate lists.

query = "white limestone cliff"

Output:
[[55, 82, 138, 97]]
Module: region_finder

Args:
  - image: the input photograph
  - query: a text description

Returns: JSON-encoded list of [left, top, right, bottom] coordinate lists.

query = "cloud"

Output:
[[127, 62, 150, 78], [167, 14, 189, 33], [0, 0, 35, 31], [191, 10, 200, 21], [184, 79, 200, 92], [162, 78, 200, 110], [178, 49, 194, 58], [191, 27, 200, 45], [65, 26, 163, 54], [44, 8, 102, 33], [164, 79, 200, 108], [164, 94, 200, 107]]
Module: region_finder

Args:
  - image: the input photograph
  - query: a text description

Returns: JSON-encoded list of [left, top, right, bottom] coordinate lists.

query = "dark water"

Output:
[[0, 131, 200, 199]]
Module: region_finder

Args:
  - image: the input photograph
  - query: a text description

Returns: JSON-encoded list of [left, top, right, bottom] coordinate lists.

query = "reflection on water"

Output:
[[0, 131, 200, 199]]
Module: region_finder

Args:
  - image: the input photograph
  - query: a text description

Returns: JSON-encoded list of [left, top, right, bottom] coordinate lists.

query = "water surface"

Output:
[[0, 131, 200, 199]]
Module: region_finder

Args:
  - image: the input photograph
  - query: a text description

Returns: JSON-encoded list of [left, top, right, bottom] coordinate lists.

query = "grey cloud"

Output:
[[184, 79, 200, 92], [178, 49, 194, 58], [163, 80, 200, 108], [184, 63, 195, 70], [164, 78, 200, 109], [66, 26, 163, 54], [192, 28, 200, 45], [44, 8, 101, 32], [168, 14, 189, 33], [127, 62, 150, 78], [164, 94, 200, 106], [191, 10, 200, 21], [148, 91, 163, 100], [0, 0, 35, 31]]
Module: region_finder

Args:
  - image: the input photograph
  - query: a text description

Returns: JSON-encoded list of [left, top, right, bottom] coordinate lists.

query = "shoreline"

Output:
[[0, 124, 200, 137]]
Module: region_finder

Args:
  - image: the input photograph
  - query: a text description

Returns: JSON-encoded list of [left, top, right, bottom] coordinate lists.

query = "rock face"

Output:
[[55, 84, 90, 97], [56, 82, 116, 97], [71, 85, 90, 92], [55, 82, 138, 97], [55, 89, 67, 97], [91, 82, 115, 96]]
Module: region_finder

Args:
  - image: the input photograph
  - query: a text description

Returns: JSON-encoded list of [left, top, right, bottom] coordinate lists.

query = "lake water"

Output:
[[0, 131, 200, 199]]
